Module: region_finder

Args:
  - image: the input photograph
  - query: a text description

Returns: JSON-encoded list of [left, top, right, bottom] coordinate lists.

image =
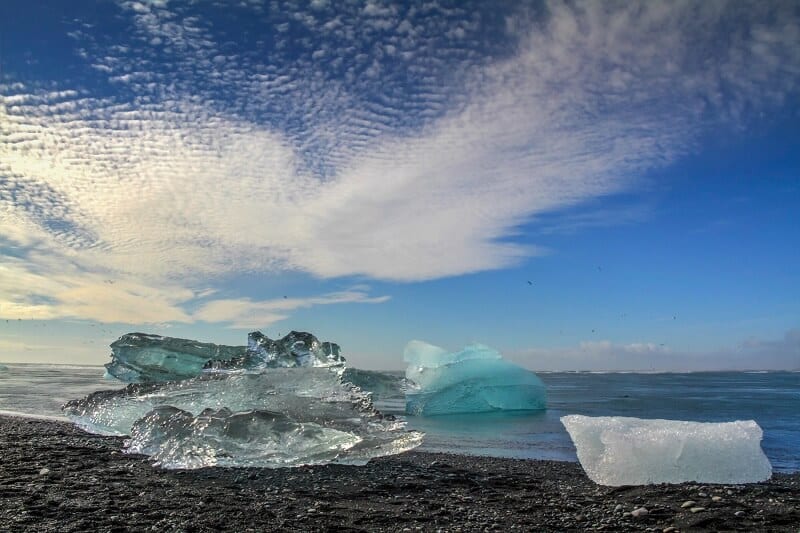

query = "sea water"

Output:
[[1, 363, 797, 472]]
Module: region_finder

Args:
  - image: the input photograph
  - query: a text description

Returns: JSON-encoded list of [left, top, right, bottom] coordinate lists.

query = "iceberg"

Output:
[[65, 332, 422, 469], [104, 333, 247, 382], [561, 415, 772, 486], [403, 341, 546, 416], [105, 331, 344, 383], [243, 330, 344, 368]]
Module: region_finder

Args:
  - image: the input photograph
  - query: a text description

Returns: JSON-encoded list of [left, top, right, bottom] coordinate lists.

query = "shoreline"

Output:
[[1, 415, 798, 532]]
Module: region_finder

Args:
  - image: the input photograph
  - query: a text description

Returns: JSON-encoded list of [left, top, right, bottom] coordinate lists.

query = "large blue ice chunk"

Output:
[[403, 341, 546, 416], [561, 415, 773, 486]]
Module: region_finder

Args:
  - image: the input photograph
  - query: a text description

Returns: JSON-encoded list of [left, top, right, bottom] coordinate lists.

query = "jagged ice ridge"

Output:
[[65, 331, 421, 469]]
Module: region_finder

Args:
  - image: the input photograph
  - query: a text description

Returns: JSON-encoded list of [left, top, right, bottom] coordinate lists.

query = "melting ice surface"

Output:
[[64, 331, 422, 469], [561, 415, 772, 486], [104, 331, 343, 383], [403, 341, 546, 416]]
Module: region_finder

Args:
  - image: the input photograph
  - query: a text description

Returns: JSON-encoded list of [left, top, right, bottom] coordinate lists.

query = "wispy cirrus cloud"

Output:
[[1, 1, 799, 324], [0, 235, 388, 327], [0, 235, 194, 323], [534, 204, 652, 236], [194, 289, 390, 329]]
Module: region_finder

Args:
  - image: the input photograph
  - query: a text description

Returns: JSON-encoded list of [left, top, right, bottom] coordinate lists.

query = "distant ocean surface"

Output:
[[1, 363, 798, 473]]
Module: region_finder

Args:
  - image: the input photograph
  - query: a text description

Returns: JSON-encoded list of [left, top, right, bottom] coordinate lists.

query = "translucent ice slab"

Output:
[[561, 415, 772, 485]]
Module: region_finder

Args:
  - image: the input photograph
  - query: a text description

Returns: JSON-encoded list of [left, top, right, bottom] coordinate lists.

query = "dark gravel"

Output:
[[1, 415, 798, 532]]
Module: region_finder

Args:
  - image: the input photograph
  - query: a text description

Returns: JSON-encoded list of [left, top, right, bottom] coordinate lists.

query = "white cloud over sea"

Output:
[[511, 329, 800, 372], [1, 0, 799, 325]]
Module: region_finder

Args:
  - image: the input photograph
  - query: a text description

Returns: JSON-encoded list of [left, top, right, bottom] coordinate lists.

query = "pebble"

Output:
[[4, 416, 800, 532], [38, 468, 50, 476], [631, 507, 649, 517], [698, 492, 708, 497], [689, 507, 706, 513], [680, 500, 695, 508], [711, 496, 722, 502]]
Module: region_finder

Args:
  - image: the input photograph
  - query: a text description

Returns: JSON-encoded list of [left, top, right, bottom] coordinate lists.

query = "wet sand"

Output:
[[1, 415, 798, 532]]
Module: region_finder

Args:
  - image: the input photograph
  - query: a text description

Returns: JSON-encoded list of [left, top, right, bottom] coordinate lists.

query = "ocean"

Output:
[[1, 363, 798, 473]]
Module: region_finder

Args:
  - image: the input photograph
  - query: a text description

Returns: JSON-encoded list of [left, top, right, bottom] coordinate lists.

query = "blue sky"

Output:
[[1, 0, 798, 370]]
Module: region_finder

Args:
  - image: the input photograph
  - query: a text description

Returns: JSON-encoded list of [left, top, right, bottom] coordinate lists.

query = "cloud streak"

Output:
[[510, 329, 800, 372], [194, 289, 390, 329]]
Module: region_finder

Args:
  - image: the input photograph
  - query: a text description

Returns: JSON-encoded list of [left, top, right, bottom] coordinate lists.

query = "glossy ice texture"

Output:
[[105, 331, 344, 383], [243, 331, 344, 368], [104, 333, 247, 382], [561, 415, 772, 485], [65, 332, 421, 468], [404, 341, 546, 416]]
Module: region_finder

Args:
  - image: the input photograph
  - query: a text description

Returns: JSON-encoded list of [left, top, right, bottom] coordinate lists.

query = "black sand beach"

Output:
[[1, 415, 798, 532]]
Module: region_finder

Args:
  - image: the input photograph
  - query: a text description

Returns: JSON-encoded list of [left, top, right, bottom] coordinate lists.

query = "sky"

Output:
[[0, 0, 798, 371]]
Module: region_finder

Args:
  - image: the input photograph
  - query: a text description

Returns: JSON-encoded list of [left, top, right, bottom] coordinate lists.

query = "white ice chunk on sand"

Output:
[[561, 415, 772, 486]]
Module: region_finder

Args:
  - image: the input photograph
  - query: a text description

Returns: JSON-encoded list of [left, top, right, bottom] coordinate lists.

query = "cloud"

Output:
[[510, 329, 800, 371], [734, 329, 800, 369], [194, 289, 390, 329], [1, 1, 800, 322], [534, 204, 651, 235], [0, 221, 388, 325], [0, 242, 193, 323]]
